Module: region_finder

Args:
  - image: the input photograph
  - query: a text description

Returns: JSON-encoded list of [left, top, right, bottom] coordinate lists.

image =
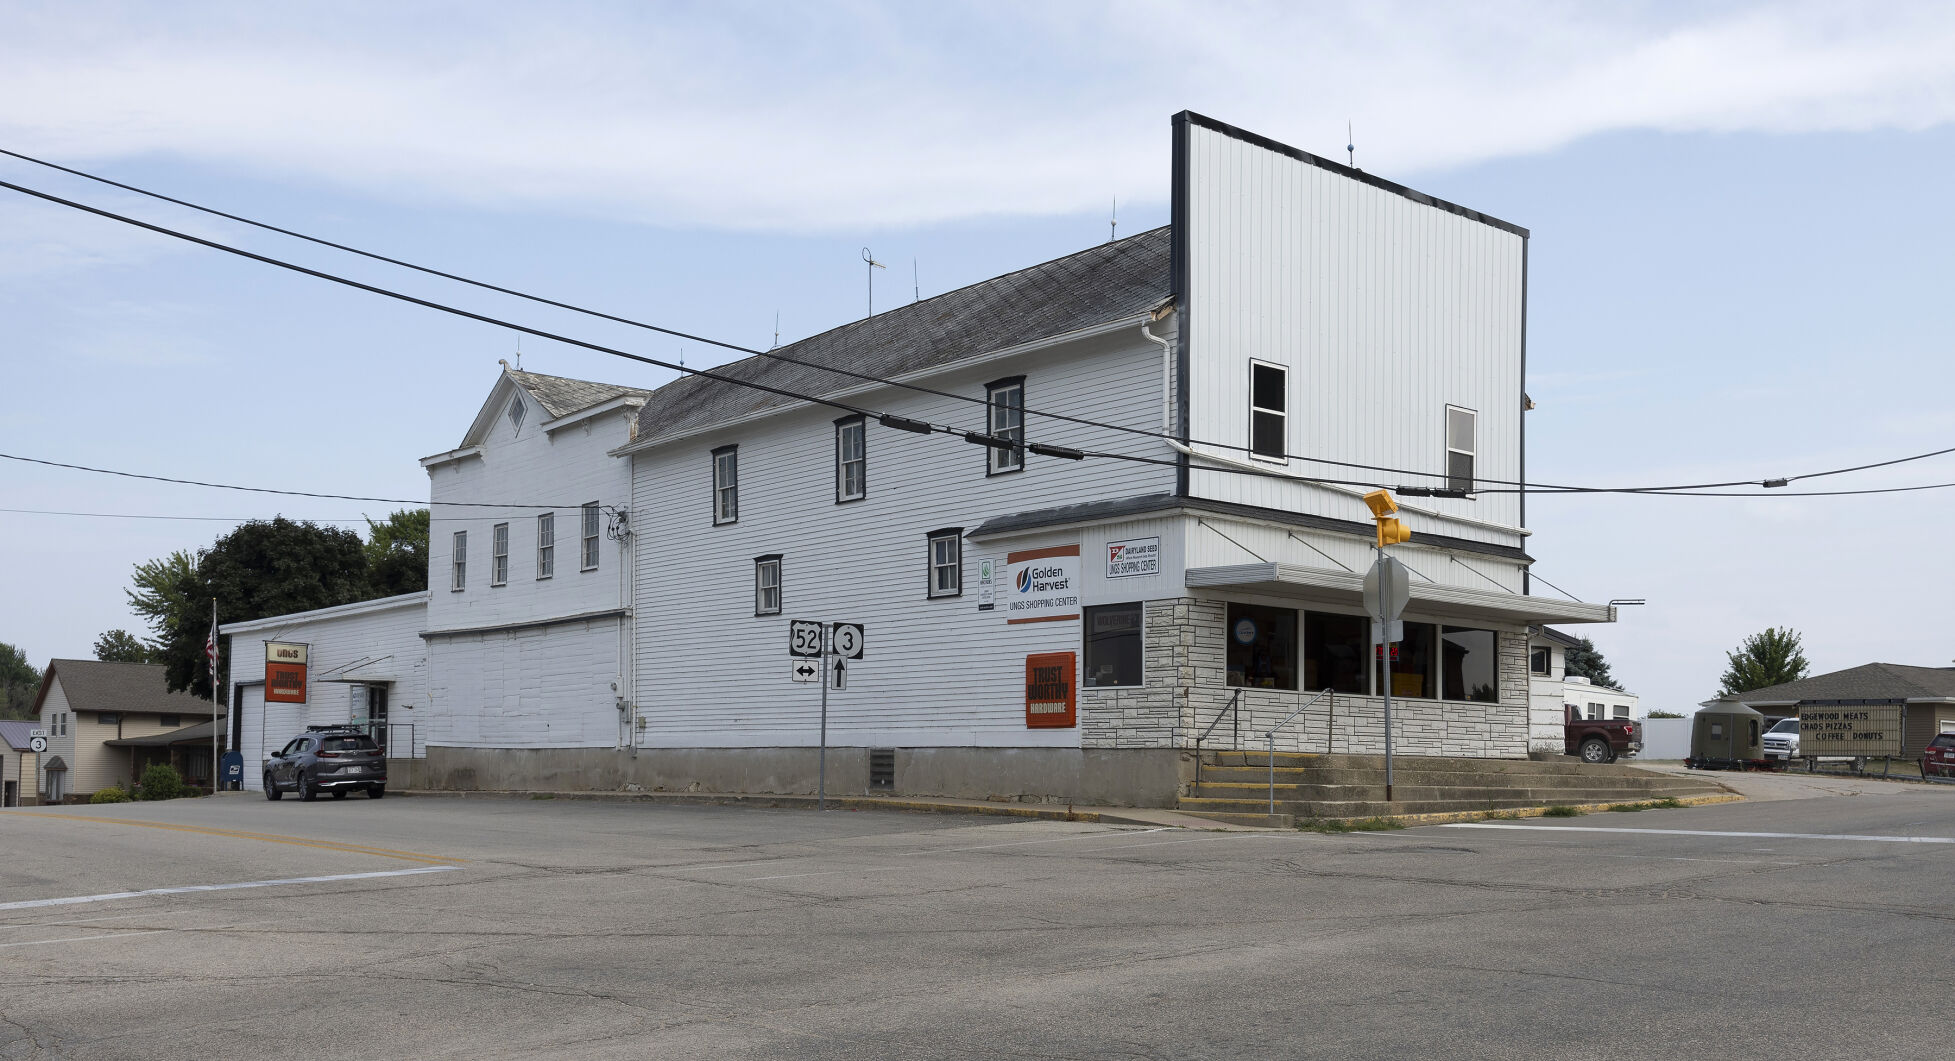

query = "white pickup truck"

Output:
[[1761, 717, 1800, 760]]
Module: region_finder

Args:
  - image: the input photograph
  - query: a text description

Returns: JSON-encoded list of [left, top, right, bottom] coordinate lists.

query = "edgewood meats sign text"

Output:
[[1005, 545, 1081, 624]]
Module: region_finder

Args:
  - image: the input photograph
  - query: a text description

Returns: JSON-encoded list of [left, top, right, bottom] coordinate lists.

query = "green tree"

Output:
[[1563, 636, 1619, 691], [364, 508, 430, 597], [93, 629, 157, 664], [130, 519, 372, 699], [0, 642, 42, 720], [1718, 627, 1810, 697]]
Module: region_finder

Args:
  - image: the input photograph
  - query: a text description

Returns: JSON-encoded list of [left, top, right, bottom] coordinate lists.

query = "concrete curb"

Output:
[[1344, 792, 1746, 828], [396, 788, 1108, 823]]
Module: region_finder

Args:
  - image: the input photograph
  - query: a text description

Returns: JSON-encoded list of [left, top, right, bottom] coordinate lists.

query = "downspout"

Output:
[[1140, 317, 1173, 434]]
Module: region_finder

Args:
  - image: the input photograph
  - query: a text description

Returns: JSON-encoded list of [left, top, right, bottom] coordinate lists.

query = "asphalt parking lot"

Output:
[[4, 781, 1954, 1060]]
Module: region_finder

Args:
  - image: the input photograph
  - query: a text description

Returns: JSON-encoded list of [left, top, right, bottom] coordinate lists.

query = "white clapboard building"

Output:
[[224, 112, 1615, 806]]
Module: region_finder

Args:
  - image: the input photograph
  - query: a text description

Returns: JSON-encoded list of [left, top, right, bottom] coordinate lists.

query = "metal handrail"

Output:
[[1192, 690, 1243, 795], [1262, 688, 1333, 814]]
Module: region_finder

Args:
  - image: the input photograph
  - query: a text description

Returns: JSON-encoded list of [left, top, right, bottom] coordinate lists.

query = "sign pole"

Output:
[[818, 626, 828, 812], [1377, 549, 1395, 804], [210, 598, 220, 795]]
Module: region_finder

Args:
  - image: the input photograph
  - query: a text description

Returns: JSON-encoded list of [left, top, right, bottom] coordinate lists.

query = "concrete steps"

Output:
[[1179, 751, 1725, 823]]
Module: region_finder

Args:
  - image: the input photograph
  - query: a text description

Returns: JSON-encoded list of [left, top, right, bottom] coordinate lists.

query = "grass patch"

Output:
[[1298, 816, 1406, 833], [1483, 810, 1524, 820], [1606, 797, 1688, 812], [1541, 805, 1585, 817]]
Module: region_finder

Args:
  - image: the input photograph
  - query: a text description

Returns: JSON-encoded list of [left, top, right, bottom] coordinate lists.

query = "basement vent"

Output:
[[868, 748, 895, 791]]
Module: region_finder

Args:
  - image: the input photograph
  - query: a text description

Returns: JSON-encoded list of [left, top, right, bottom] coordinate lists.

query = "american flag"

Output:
[[205, 611, 219, 686]]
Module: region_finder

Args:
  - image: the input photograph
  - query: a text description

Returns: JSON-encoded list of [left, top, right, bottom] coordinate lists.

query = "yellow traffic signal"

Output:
[[1363, 489, 1412, 548]]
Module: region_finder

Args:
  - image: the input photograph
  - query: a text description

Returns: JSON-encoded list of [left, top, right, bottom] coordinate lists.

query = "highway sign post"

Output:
[[788, 619, 866, 811]]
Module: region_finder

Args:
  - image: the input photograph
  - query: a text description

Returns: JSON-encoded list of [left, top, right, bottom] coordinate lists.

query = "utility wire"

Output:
[[0, 452, 573, 509], [10, 151, 1946, 497]]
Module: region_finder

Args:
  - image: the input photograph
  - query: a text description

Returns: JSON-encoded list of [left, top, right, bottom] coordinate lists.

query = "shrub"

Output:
[[1298, 816, 1406, 833], [90, 786, 131, 804], [1542, 805, 1585, 817], [138, 763, 187, 801], [1646, 710, 1686, 719]]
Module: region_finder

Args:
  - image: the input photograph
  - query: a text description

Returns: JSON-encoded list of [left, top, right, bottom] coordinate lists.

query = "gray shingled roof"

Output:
[[508, 369, 651, 420], [36, 660, 218, 718], [634, 226, 1173, 444], [1727, 663, 1955, 704], [0, 719, 36, 751]]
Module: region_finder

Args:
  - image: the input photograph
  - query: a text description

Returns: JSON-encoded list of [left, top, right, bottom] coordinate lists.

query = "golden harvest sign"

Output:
[[1799, 703, 1903, 757]]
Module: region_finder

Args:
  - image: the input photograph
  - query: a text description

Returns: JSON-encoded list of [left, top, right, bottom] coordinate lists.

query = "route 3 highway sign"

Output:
[[830, 623, 865, 660]]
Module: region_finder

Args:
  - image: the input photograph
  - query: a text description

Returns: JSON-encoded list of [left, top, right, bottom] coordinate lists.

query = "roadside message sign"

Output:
[[1799, 702, 1905, 758]]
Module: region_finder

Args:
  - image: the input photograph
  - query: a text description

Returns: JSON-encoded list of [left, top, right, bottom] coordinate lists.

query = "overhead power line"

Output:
[[10, 151, 1950, 497]]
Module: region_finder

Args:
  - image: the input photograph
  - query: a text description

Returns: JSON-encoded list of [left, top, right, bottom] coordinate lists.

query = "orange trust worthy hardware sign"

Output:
[[1024, 652, 1076, 728], [265, 642, 308, 704]]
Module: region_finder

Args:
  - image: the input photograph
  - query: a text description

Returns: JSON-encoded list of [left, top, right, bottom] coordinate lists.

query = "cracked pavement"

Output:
[[3, 779, 1953, 1059]]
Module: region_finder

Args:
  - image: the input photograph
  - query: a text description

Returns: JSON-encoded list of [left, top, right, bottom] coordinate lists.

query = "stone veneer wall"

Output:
[[1082, 598, 1530, 759]]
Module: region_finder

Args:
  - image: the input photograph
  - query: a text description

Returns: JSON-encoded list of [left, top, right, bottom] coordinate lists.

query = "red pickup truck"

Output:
[[1566, 706, 1641, 764]]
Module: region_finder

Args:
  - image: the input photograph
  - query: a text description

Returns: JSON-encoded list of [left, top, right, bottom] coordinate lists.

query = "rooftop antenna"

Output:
[[513, 335, 522, 372], [771, 311, 780, 350], [1347, 120, 1356, 169], [861, 247, 885, 318], [1110, 195, 1118, 242], [912, 258, 920, 303]]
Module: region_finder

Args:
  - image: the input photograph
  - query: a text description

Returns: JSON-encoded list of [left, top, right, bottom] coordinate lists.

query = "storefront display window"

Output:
[[1441, 626, 1499, 702], [1375, 621, 1437, 699], [1303, 611, 1368, 694], [1083, 603, 1143, 688], [1227, 603, 1297, 690]]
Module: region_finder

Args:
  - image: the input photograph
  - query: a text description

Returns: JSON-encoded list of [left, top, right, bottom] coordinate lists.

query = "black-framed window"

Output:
[[98, 712, 122, 726], [1084, 603, 1144, 688], [927, 529, 962, 598], [1446, 405, 1476, 493], [1303, 611, 1368, 694], [985, 377, 1024, 474], [835, 416, 866, 503], [754, 554, 782, 616], [581, 502, 601, 570], [451, 530, 467, 591], [1226, 603, 1297, 690], [537, 513, 555, 579], [1377, 622, 1500, 702], [712, 446, 739, 524], [491, 523, 509, 585], [1528, 647, 1550, 676], [159, 714, 180, 728], [1250, 360, 1287, 461]]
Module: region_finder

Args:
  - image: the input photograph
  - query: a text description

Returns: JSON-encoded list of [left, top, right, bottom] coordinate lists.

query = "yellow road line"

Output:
[[10, 813, 463, 865]]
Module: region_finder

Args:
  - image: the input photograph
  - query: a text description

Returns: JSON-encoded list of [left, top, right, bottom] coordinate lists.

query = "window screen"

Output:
[[582, 502, 601, 569], [986, 380, 1024, 474], [836, 417, 866, 502], [928, 531, 962, 598], [536, 513, 554, 579], [451, 530, 467, 591], [491, 523, 509, 585], [713, 448, 739, 524], [1447, 406, 1476, 493], [754, 556, 782, 615]]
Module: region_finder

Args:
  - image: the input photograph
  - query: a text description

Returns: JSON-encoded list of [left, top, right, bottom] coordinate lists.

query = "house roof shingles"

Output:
[[1727, 663, 1955, 704], [36, 660, 218, 718], [632, 226, 1173, 445], [507, 370, 651, 420]]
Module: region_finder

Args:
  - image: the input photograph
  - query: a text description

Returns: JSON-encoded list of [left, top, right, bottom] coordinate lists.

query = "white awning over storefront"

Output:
[[1185, 563, 1616, 625]]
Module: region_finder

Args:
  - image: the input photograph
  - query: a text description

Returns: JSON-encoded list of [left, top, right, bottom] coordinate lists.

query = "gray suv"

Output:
[[264, 728, 387, 801]]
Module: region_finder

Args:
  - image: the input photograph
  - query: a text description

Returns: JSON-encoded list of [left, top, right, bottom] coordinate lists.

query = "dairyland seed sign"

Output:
[[1004, 545, 1081, 624], [1799, 702, 1904, 758]]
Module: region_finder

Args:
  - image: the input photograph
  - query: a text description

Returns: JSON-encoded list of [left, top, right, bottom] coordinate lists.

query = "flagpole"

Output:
[[210, 598, 220, 796]]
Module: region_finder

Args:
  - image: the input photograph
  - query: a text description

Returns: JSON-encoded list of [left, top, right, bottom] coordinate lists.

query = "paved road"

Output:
[[4, 784, 1954, 1060]]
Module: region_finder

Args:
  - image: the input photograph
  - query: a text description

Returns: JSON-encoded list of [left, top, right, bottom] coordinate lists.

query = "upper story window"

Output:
[[581, 503, 601, 570], [835, 416, 866, 503], [985, 378, 1025, 475], [98, 712, 122, 726], [1249, 360, 1287, 462], [491, 523, 510, 585], [159, 714, 180, 728], [537, 513, 555, 579], [506, 396, 526, 433], [927, 529, 963, 598], [1446, 405, 1476, 493], [451, 530, 467, 591], [754, 554, 783, 616], [712, 446, 739, 524]]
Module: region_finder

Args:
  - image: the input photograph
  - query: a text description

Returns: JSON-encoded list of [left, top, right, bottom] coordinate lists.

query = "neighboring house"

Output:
[[2, 719, 39, 807], [1705, 663, 1955, 758], [1526, 627, 1639, 751], [218, 111, 1621, 807], [32, 660, 220, 802]]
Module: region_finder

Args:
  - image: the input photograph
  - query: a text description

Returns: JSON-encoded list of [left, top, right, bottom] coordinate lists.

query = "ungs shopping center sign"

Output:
[[1004, 545, 1081, 624]]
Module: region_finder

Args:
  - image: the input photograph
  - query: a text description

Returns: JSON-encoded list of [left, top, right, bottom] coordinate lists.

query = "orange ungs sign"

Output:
[[265, 662, 308, 704], [1024, 652, 1076, 729]]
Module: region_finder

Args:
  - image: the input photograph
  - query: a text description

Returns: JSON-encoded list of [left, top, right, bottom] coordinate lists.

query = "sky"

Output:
[[3, 0, 1953, 713]]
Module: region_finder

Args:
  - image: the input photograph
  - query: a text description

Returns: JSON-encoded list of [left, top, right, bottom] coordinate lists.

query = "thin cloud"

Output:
[[0, 2, 1950, 231]]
